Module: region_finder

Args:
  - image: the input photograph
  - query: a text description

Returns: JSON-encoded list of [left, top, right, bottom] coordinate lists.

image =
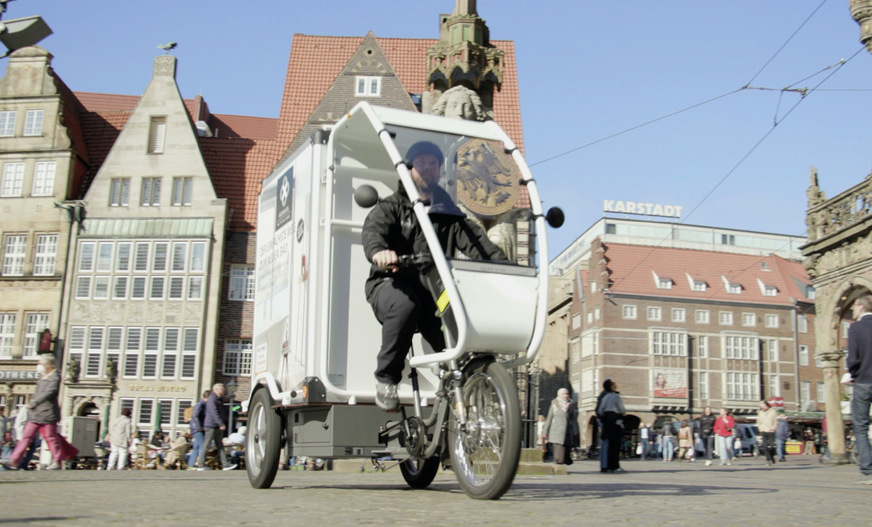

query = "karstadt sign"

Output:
[[603, 199, 682, 218]]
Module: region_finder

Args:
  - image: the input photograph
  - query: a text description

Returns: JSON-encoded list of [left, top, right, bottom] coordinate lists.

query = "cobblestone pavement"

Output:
[[0, 456, 866, 526]]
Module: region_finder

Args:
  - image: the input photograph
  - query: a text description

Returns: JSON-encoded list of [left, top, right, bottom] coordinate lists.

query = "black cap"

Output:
[[405, 141, 443, 167]]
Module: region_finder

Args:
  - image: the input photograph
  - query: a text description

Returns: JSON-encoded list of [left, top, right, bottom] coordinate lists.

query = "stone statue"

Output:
[[67, 357, 80, 383], [106, 357, 118, 386], [432, 85, 486, 121]]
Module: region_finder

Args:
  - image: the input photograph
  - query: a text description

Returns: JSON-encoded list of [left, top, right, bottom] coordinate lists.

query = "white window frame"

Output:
[[148, 117, 166, 154], [229, 264, 255, 301], [33, 234, 57, 276], [141, 177, 161, 206], [651, 330, 687, 356], [2, 234, 26, 276], [109, 178, 130, 207], [223, 339, 252, 375], [23, 109, 44, 136], [32, 161, 56, 196], [697, 335, 708, 358], [647, 306, 662, 321], [765, 314, 779, 328], [622, 304, 637, 320], [719, 311, 733, 326], [0, 110, 16, 136], [672, 308, 686, 323], [726, 371, 760, 401], [355, 76, 381, 97], [742, 313, 756, 327], [0, 313, 15, 358], [23, 313, 49, 358], [798, 315, 808, 333], [695, 310, 710, 324], [1, 162, 24, 197], [799, 345, 809, 366], [171, 177, 193, 206], [724, 335, 759, 360]]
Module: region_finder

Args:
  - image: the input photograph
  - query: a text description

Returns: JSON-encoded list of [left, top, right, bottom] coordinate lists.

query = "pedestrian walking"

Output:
[[107, 408, 132, 470], [595, 379, 625, 473], [847, 294, 872, 484], [196, 383, 237, 471], [775, 415, 789, 462], [699, 406, 716, 466], [0, 355, 78, 470], [661, 421, 675, 462], [713, 408, 735, 466], [757, 400, 778, 467], [542, 388, 578, 465]]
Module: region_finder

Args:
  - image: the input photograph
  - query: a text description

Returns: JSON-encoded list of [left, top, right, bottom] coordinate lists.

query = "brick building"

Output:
[[544, 217, 831, 448]]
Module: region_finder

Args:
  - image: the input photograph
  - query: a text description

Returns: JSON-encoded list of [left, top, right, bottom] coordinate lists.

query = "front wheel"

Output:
[[246, 388, 282, 489], [448, 358, 521, 500], [400, 457, 441, 489]]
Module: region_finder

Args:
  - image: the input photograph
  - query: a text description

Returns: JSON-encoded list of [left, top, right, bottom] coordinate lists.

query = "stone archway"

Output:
[[810, 275, 872, 464]]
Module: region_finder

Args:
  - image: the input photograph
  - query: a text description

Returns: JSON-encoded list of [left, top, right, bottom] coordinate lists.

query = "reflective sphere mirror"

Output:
[[354, 184, 379, 208], [545, 207, 565, 228]]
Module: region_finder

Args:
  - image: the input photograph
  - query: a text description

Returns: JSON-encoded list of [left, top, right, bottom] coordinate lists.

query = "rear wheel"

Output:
[[448, 358, 521, 500], [246, 388, 282, 489], [400, 457, 441, 489]]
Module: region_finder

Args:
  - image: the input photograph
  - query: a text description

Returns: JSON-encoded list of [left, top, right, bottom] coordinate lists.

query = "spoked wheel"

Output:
[[400, 457, 441, 489], [448, 358, 521, 500], [246, 388, 282, 489]]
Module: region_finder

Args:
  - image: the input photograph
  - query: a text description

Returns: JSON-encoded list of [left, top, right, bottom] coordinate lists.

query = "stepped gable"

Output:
[[601, 242, 808, 306]]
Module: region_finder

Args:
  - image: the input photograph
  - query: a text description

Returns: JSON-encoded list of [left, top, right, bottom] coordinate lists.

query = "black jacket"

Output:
[[699, 413, 716, 436], [361, 185, 507, 302], [848, 314, 872, 384]]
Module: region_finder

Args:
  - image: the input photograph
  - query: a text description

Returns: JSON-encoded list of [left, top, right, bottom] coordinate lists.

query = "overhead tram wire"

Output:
[[583, 49, 862, 295], [530, 0, 832, 170], [744, 0, 830, 87], [528, 88, 743, 168]]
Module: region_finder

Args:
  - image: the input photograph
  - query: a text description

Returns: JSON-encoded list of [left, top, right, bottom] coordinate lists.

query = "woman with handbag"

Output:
[[543, 388, 578, 465]]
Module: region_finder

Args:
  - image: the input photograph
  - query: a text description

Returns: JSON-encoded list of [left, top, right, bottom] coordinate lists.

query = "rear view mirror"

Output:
[[354, 184, 379, 208], [545, 207, 564, 228]]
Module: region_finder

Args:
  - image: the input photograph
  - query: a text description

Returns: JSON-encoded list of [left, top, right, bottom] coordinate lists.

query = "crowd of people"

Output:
[[1, 377, 245, 472], [537, 385, 832, 472]]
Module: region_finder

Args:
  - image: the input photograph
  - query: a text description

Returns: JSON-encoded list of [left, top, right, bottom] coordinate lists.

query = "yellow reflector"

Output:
[[437, 290, 450, 313], [302, 385, 309, 400]]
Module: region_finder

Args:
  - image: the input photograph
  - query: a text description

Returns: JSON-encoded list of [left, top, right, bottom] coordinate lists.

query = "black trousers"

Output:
[[369, 279, 445, 384]]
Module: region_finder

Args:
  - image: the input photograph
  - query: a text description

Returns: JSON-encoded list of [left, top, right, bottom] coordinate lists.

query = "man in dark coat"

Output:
[[196, 383, 235, 471], [848, 295, 872, 484], [362, 140, 508, 411]]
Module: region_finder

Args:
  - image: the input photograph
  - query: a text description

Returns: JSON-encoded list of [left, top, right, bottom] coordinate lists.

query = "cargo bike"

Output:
[[245, 102, 563, 499]]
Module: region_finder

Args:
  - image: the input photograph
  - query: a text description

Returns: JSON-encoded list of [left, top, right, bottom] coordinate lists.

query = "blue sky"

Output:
[[19, 0, 872, 256]]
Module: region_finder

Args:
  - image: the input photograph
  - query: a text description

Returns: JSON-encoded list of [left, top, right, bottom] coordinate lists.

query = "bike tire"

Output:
[[448, 358, 521, 500], [246, 388, 282, 489], [400, 457, 441, 489]]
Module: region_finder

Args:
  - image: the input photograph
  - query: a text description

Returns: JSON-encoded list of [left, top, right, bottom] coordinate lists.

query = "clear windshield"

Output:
[[386, 125, 530, 265]]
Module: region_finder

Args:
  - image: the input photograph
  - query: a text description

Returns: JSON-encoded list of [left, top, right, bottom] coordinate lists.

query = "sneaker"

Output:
[[46, 463, 61, 470], [705, 460, 712, 466], [222, 464, 238, 471], [854, 474, 872, 485], [186, 466, 198, 471], [197, 467, 212, 471], [0, 459, 18, 470], [375, 382, 399, 411]]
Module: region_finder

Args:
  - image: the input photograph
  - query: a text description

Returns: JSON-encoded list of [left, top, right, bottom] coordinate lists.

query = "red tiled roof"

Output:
[[602, 242, 811, 306], [72, 33, 525, 230], [275, 35, 524, 154]]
